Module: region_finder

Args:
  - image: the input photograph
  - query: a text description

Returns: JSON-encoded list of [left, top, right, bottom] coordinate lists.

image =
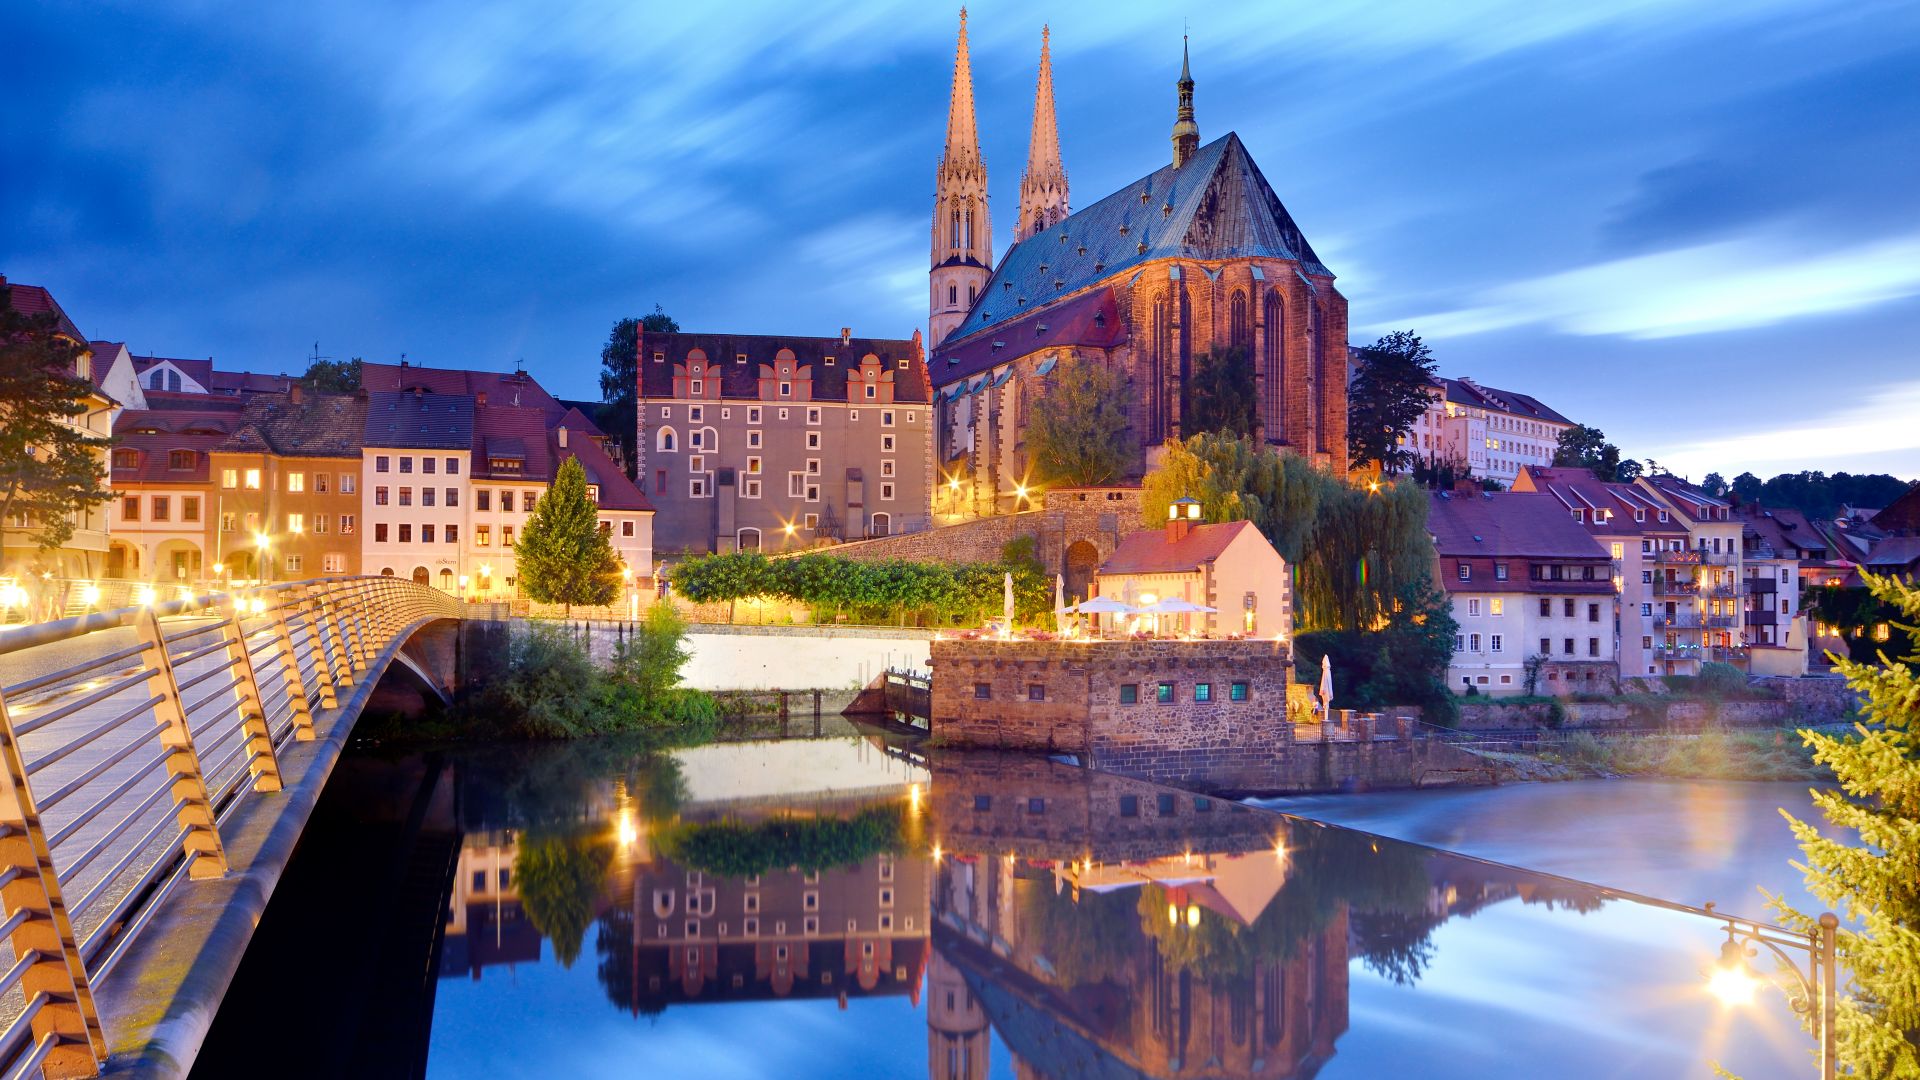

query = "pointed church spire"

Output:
[[1172, 34, 1199, 168], [1016, 25, 1070, 244], [942, 7, 982, 173], [930, 7, 992, 346]]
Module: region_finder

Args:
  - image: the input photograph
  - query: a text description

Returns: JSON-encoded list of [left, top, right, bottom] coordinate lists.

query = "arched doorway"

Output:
[[438, 568, 454, 591], [412, 567, 429, 586], [1064, 540, 1101, 602]]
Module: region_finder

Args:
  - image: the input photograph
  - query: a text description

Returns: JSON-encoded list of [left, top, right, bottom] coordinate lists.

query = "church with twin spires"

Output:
[[928, 10, 1350, 521]]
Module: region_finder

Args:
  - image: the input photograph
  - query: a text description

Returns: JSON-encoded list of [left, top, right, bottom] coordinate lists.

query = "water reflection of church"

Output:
[[927, 755, 1348, 1080]]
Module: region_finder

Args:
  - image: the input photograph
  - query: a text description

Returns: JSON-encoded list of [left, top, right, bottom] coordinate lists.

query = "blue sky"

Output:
[[5, 0, 1917, 478]]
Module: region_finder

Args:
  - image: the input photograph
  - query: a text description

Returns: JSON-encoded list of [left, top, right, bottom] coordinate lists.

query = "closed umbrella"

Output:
[[1003, 572, 1015, 634], [1318, 655, 1334, 719], [1054, 574, 1067, 632]]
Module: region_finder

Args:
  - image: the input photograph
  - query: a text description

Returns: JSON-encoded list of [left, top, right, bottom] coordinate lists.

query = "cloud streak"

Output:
[[1386, 231, 1920, 341], [1653, 379, 1920, 477]]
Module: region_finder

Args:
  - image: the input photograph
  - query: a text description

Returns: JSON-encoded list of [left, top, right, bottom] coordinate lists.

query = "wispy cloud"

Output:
[[1384, 231, 1920, 340], [1653, 380, 1920, 477]]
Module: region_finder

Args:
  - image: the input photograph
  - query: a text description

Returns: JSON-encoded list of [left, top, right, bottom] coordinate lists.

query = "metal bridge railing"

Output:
[[0, 575, 460, 1079]]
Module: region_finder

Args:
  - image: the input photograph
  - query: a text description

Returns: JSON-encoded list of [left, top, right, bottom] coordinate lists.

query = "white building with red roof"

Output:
[[1090, 507, 1290, 639]]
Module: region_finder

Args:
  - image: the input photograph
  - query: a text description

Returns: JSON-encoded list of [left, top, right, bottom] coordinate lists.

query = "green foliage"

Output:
[[1140, 432, 1323, 566], [459, 621, 716, 742], [517, 457, 621, 610], [1292, 580, 1460, 725], [1700, 471, 1728, 497], [515, 832, 613, 968], [596, 306, 678, 478], [669, 550, 1051, 626], [1015, 877, 1141, 986], [658, 804, 911, 878], [1186, 346, 1257, 438], [1694, 661, 1746, 698], [297, 355, 361, 394], [1553, 423, 1626, 483], [1771, 572, 1920, 1078], [1803, 584, 1916, 664], [1347, 330, 1438, 472], [1026, 360, 1132, 486], [1726, 470, 1912, 520], [0, 289, 113, 554]]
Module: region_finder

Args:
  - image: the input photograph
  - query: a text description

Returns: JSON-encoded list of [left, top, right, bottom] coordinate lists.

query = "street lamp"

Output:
[[1704, 904, 1840, 1080], [255, 532, 271, 584]]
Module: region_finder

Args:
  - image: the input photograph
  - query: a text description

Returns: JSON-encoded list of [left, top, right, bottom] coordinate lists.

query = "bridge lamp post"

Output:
[[255, 532, 271, 585], [622, 566, 637, 621], [1704, 905, 1839, 1080]]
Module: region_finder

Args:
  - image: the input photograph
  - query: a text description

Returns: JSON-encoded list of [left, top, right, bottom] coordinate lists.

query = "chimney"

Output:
[[557, 425, 569, 448], [840, 327, 852, 346], [476, 391, 487, 408], [1167, 497, 1200, 543]]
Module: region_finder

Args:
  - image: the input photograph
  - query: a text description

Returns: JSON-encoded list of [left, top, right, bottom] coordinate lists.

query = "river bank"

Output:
[[1473, 726, 1838, 784]]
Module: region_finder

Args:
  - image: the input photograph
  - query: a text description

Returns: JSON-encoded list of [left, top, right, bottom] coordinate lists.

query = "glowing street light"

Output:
[[1704, 906, 1839, 1080]]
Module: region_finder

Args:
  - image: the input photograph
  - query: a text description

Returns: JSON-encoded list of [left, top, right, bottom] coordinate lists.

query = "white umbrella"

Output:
[[1138, 598, 1216, 614], [1318, 655, 1334, 718], [1054, 574, 1066, 632], [1072, 597, 1139, 614], [1003, 572, 1015, 630]]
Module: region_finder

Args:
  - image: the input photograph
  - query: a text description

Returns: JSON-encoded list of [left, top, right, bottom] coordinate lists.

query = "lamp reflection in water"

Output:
[[1704, 905, 1840, 1080]]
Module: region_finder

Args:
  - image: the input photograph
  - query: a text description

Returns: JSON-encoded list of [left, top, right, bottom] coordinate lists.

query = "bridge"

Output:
[[0, 577, 465, 1079]]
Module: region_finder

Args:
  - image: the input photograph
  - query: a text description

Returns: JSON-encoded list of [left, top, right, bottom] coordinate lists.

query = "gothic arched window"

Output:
[[1230, 290, 1249, 348], [963, 201, 974, 251], [1153, 294, 1173, 440], [657, 426, 677, 453], [951, 208, 961, 250], [948, 284, 957, 306], [1263, 291, 1284, 437]]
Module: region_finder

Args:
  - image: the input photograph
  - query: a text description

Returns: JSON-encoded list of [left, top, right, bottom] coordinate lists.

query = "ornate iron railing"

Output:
[[0, 576, 460, 1078]]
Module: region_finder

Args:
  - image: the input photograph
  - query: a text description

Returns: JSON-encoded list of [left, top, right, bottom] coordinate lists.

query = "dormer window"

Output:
[[113, 448, 139, 469], [489, 458, 522, 472]]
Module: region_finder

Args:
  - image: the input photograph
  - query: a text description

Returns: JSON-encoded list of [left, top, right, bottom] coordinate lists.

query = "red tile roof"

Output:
[[1, 277, 84, 341], [110, 408, 243, 484], [1099, 520, 1258, 575], [361, 361, 564, 417], [935, 286, 1127, 387], [1427, 491, 1612, 560], [1517, 466, 1679, 536]]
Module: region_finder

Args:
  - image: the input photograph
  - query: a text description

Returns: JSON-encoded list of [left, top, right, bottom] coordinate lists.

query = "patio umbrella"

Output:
[[1138, 598, 1216, 614], [1071, 597, 1139, 614], [1003, 572, 1015, 631], [1319, 655, 1334, 718], [1054, 574, 1066, 632]]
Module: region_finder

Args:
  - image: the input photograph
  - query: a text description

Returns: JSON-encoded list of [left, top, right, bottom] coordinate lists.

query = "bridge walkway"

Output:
[[0, 576, 460, 1079]]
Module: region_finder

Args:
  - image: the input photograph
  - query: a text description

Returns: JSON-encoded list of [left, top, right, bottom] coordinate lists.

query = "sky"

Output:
[[4, 0, 1918, 480]]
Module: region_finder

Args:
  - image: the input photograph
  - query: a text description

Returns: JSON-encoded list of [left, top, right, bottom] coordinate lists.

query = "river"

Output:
[[192, 738, 1829, 1079]]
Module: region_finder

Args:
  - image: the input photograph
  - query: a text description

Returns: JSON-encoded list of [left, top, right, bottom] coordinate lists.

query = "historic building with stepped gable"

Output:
[[926, 17, 1350, 521]]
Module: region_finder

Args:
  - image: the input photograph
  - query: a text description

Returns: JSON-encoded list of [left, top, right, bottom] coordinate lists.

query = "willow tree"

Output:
[[1141, 433, 1324, 566], [1771, 571, 1920, 1077]]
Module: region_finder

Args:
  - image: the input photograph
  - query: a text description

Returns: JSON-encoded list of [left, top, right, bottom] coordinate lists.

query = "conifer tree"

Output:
[[1772, 570, 1920, 1077], [516, 457, 620, 613], [0, 288, 113, 557]]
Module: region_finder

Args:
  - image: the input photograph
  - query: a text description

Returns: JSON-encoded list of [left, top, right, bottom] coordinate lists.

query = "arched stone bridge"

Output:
[[0, 577, 469, 1078]]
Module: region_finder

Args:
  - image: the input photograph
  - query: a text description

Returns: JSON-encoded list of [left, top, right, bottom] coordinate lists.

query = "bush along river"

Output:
[[187, 727, 1824, 1079]]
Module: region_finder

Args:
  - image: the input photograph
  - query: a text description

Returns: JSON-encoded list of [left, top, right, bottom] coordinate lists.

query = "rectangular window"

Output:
[[1119, 795, 1139, 818], [806, 431, 821, 450], [286, 512, 304, 532], [399, 487, 412, 507], [1458, 563, 1471, 581], [1589, 637, 1600, 657], [182, 496, 200, 522], [1119, 684, 1138, 705], [477, 525, 491, 547], [747, 430, 762, 448], [974, 683, 991, 700], [340, 474, 356, 494], [1467, 598, 1480, 616], [1641, 603, 1653, 616], [375, 523, 388, 543], [742, 479, 761, 498], [287, 472, 305, 492], [882, 410, 895, 427], [244, 469, 261, 489], [323, 553, 346, 574], [524, 491, 536, 509], [1540, 637, 1552, 655], [340, 514, 354, 534], [1494, 563, 1508, 581], [400, 523, 413, 543], [880, 483, 895, 501], [421, 488, 435, 507], [284, 554, 302, 573], [221, 468, 238, 489], [118, 495, 140, 522], [881, 434, 895, 452], [501, 491, 515, 513], [1469, 632, 1482, 651], [445, 524, 457, 543], [446, 487, 459, 507], [1563, 599, 1575, 617], [1490, 634, 1503, 652], [399, 457, 412, 474], [1564, 637, 1575, 655], [375, 486, 389, 506], [1027, 684, 1045, 702], [421, 524, 434, 543], [1194, 682, 1212, 703], [748, 407, 761, 423], [314, 514, 328, 534], [622, 520, 635, 537], [375, 456, 390, 473], [880, 460, 895, 477], [1490, 597, 1504, 616], [1229, 681, 1249, 702], [1589, 603, 1600, 622], [477, 490, 491, 512], [1156, 681, 1175, 704], [503, 526, 515, 547], [807, 407, 821, 424], [314, 473, 329, 494]]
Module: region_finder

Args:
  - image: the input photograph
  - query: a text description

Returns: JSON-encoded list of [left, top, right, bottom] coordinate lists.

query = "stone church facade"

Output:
[[928, 18, 1350, 521]]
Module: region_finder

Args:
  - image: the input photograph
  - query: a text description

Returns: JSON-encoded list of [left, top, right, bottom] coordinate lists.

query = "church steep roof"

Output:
[[939, 132, 1330, 348]]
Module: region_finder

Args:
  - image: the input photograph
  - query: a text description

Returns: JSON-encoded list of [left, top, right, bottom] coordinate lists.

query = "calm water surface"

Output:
[[411, 740, 1818, 1080]]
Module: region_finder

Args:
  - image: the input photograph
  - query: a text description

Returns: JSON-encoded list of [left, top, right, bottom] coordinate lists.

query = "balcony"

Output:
[[1705, 613, 1740, 629], [1746, 609, 1779, 627], [1650, 643, 1704, 661], [1654, 549, 1738, 567], [1709, 645, 1750, 664], [1746, 576, 1778, 596], [1706, 582, 1745, 599], [1653, 614, 1703, 630], [1651, 578, 1700, 597]]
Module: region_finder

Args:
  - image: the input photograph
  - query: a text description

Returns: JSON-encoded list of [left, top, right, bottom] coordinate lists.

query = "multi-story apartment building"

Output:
[[1637, 476, 1748, 668], [362, 389, 474, 588], [107, 403, 242, 585], [635, 329, 932, 557], [1428, 490, 1620, 696], [210, 388, 367, 581], [1, 276, 116, 580], [1512, 466, 1693, 677], [1402, 377, 1573, 486]]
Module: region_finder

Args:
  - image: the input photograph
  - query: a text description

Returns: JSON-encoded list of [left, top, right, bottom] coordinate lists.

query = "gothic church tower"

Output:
[[930, 8, 993, 347], [1014, 26, 1068, 244]]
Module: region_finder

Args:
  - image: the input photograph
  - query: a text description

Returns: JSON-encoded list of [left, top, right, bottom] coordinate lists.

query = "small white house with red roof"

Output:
[[1091, 502, 1291, 638]]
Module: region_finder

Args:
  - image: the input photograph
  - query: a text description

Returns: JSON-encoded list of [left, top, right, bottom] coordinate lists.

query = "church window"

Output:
[[950, 209, 961, 249], [948, 285, 957, 305], [968, 284, 977, 304], [1263, 291, 1284, 435], [1230, 290, 1250, 348]]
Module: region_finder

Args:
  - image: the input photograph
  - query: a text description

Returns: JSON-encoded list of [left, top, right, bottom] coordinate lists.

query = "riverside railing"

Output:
[[0, 575, 460, 1079]]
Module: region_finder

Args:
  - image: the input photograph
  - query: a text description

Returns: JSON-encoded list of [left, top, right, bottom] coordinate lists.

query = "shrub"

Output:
[[457, 621, 717, 743], [1695, 661, 1745, 698], [658, 804, 912, 878]]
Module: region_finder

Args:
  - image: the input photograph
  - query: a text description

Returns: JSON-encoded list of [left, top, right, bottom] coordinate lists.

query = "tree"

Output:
[[1348, 330, 1438, 473], [1700, 471, 1727, 497], [598, 305, 679, 478], [517, 457, 621, 612], [1553, 423, 1624, 483], [1731, 471, 1764, 504], [1616, 459, 1644, 482], [0, 289, 113, 559], [515, 832, 613, 968], [1185, 346, 1256, 438], [298, 355, 361, 394], [1770, 571, 1920, 1077], [1026, 360, 1131, 486]]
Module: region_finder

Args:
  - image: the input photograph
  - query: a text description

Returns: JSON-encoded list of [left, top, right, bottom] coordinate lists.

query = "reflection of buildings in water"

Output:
[[441, 830, 540, 980], [607, 846, 934, 1013], [926, 754, 1351, 1079]]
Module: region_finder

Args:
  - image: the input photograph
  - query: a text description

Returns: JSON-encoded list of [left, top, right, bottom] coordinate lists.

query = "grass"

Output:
[[1538, 728, 1832, 781]]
